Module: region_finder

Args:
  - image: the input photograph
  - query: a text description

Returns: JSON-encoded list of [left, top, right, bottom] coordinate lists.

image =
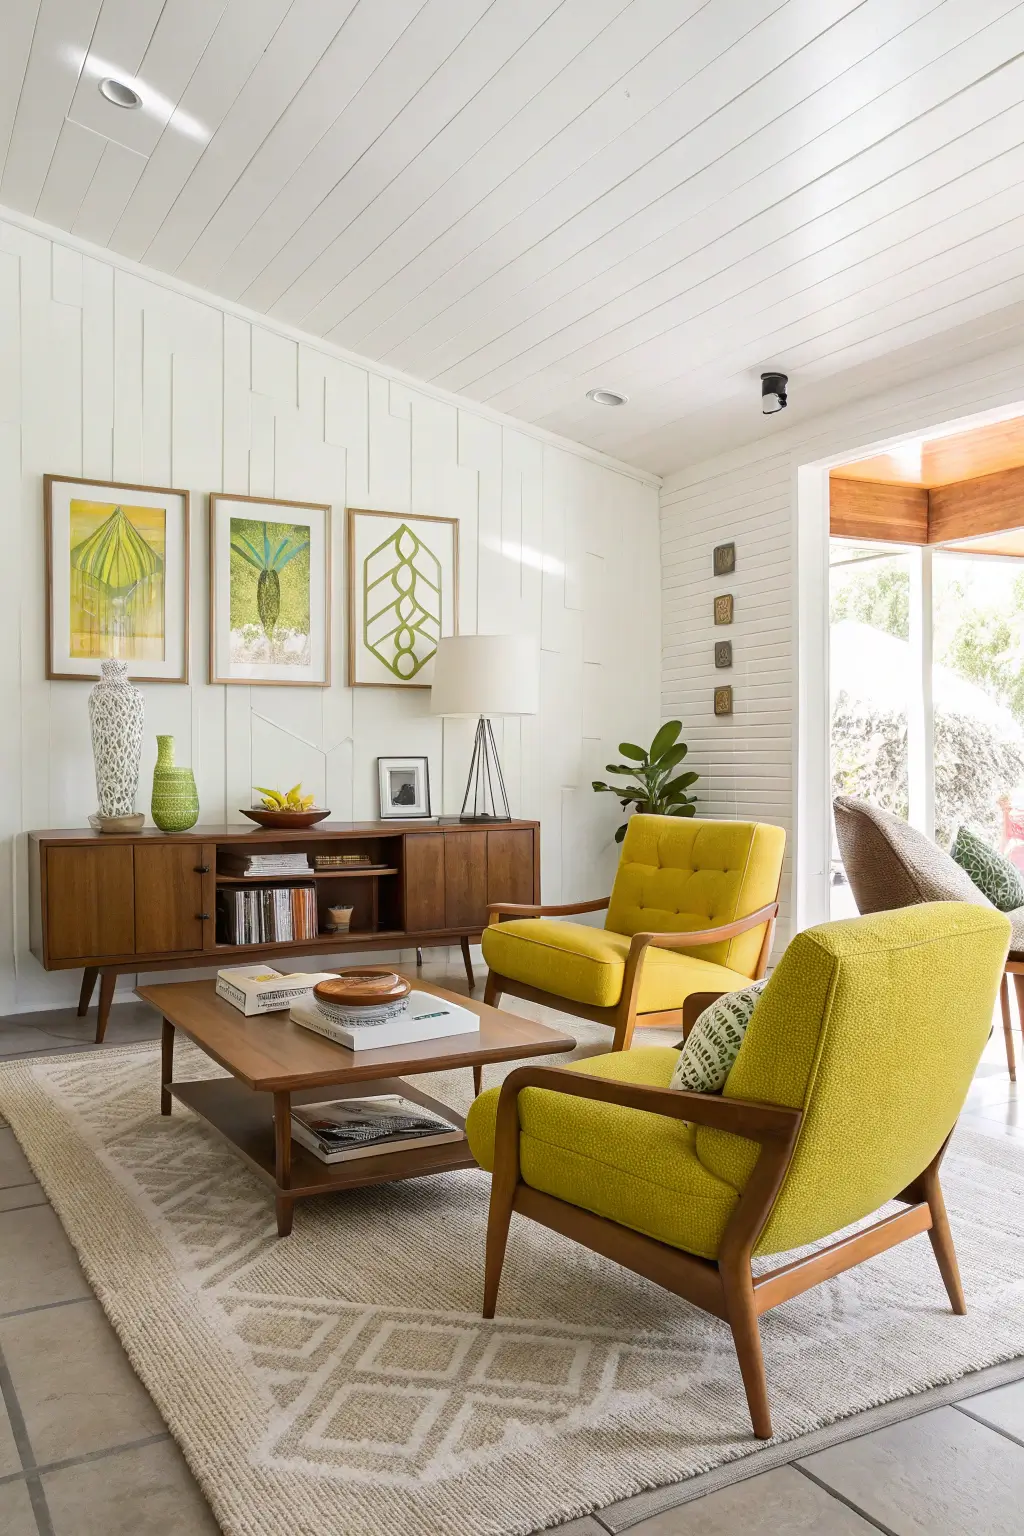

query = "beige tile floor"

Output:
[[1, 965, 1023, 1535]]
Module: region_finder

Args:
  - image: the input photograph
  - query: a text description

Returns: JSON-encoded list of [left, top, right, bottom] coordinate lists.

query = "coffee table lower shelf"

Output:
[[170, 1076, 476, 1235]]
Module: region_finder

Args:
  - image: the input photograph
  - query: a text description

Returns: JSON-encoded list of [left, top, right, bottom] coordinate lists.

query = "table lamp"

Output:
[[430, 634, 539, 822]]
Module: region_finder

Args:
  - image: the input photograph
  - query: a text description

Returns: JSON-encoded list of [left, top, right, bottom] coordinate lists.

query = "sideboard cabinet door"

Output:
[[487, 828, 536, 907], [134, 845, 206, 956], [46, 846, 135, 960], [404, 833, 446, 933], [445, 830, 489, 930]]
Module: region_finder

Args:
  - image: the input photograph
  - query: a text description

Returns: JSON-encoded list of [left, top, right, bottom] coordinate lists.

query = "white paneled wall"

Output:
[[660, 334, 1024, 947], [0, 216, 660, 1013]]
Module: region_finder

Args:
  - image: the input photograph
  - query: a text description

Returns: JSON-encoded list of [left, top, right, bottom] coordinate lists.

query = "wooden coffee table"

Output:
[[136, 975, 576, 1236]]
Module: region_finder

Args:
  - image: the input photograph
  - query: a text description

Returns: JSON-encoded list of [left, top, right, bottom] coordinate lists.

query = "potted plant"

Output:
[[592, 721, 698, 842]]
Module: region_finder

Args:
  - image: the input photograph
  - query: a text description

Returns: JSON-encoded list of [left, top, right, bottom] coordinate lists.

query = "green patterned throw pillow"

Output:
[[670, 980, 768, 1094], [950, 825, 1024, 913]]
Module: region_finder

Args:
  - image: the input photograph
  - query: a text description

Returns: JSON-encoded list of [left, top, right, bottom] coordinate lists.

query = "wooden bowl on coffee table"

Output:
[[314, 969, 412, 1009]]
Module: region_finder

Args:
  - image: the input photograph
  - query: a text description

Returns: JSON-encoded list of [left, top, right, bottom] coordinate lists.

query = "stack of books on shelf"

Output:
[[216, 885, 318, 945], [312, 853, 382, 870], [287, 1095, 464, 1164], [219, 851, 312, 877], [290, 989, 479, 1051]]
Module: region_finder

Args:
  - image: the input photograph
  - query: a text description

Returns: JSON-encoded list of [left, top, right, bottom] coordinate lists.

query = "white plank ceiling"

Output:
[[5, 0, 1024, 475]]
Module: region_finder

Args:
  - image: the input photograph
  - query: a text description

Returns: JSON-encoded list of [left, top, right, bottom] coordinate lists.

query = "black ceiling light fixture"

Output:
[[761, 372, 788, 415]]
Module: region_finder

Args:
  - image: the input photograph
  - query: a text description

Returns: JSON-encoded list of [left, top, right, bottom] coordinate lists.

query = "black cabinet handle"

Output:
[[196, 912, 211, 920], [194, 865, 210, 874]]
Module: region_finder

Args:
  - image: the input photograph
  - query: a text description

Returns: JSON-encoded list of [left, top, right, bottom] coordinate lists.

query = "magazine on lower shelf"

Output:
[[286, 1094, 464, 1163]]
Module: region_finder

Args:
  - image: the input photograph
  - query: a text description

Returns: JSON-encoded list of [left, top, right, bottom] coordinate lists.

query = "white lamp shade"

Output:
[[430, 634, 539, 717]]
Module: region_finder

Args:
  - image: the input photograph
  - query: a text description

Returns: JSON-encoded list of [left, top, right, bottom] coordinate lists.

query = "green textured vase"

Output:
[[151, 735, 199, 832]]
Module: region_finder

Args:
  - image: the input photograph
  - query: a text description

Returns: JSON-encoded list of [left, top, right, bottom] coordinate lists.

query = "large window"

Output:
[[829, 541, 1024, 916]]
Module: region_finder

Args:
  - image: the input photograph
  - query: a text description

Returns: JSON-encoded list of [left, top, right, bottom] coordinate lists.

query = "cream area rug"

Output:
[[4, 1033, 1024, 1536]]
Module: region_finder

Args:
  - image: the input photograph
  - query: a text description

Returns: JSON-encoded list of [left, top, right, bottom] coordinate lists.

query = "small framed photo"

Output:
[[210, 493, 331, 686], [713, 593, 734, 625], [377, 756, 432, 819], [713, 541, 735, 576], [714, 640, 733, 668], [44, 474, 190, 682], [714, 686, 734, 716]]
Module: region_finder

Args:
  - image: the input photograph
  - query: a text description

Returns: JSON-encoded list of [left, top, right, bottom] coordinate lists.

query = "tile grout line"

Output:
[[0, 1345, 55, 1536], [791, 1462, 901, 1535], [0, 1296, 92, 1322], [0, 1431, 172, 1489], [953, 1401, 1024, 1449]]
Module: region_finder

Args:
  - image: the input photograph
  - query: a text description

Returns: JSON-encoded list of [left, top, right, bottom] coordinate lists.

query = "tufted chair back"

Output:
[[604, 815, 786, 973]]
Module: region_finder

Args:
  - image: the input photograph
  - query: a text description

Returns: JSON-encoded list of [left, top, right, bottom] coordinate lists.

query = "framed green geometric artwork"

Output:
[[209, 493, 332, 686], [346, 508, 459, 688], [45, 474, 190, 683]]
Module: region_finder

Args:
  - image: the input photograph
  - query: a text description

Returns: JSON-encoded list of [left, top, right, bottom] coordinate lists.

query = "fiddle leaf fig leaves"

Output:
[[592, 720, 699, 842]]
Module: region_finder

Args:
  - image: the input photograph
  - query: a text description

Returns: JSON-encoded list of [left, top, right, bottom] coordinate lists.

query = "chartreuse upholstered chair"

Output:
[[467, 902, 1010, 1439], [482, 814, 786, 1052]]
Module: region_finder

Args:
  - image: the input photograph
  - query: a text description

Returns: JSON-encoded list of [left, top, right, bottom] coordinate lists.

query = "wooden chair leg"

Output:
[[921, 1164, 967, 1315], [1006, 972, 1021, 1083], [461, 936, 475, 990], [484, 971, 501, 1007], [720, 1262, 773, 1439], [77, 967, 99, 1017], [95, 971, 116, 1044], [482, 1172, 516, 1319]]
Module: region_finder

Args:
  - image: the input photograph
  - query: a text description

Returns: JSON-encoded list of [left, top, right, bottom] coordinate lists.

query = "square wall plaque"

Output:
[[713, 593, 734, 625], [714, 640, 732, 668], [713, 541, 735, 576], [714, 685, 733, 716]]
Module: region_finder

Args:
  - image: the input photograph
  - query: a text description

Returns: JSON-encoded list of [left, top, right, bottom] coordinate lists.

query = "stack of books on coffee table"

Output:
[[289, 989, 479, 1051]]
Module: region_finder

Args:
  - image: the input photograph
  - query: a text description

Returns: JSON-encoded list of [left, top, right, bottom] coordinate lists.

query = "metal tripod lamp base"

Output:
[[459, 716, 511, 823]]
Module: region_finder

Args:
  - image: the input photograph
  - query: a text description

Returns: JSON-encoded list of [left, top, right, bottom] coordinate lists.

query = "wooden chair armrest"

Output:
[[494, 1063, 801, 1145], [629, 903, 780, 958], [487, 896, 610, 924]]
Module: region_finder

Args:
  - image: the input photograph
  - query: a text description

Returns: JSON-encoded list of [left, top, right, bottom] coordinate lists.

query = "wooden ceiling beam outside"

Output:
[[830, 463, 1024, 547]]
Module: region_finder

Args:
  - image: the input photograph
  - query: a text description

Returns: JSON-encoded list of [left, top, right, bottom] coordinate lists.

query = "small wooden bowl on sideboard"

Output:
[[239, 807, 331, 829]]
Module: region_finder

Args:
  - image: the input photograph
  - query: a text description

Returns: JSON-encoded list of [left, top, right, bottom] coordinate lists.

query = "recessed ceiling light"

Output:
[[586, 388, 628, 406], [98, 77, 142, 110]]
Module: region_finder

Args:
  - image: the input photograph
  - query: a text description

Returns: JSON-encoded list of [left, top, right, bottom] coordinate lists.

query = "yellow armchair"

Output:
[[482, 814, 786, 1050], [468, 902, 1011, 1439]]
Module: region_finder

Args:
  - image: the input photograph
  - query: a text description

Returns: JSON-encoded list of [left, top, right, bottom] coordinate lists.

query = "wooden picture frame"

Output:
[[209, 493, 331, 687], [377, 756, 432, 819], [347, 508, 459, 689], [44, 473, 190, 683], [713, 593, 734, 625]]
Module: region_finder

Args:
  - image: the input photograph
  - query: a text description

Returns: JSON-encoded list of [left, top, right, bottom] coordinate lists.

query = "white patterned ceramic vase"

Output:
[[88, 659, 145, 818]]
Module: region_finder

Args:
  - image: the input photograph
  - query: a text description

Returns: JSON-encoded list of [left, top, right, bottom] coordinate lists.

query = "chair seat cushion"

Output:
[[481, 918, 753, 1011], [465, 1048, 740, 1260]]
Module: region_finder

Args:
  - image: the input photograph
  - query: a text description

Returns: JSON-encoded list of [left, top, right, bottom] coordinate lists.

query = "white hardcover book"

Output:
[[216, 966, 338, 1016], [289, 991, 479, 1050]]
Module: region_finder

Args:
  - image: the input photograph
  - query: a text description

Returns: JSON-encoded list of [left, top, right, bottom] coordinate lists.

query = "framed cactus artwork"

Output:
[[346, 508, 459, 688], [44, 474, 190, 683], [209, 494, 332, 686]]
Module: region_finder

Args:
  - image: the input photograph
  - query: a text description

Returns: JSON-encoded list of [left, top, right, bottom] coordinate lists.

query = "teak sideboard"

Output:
[[28, 820, 539, 1043]]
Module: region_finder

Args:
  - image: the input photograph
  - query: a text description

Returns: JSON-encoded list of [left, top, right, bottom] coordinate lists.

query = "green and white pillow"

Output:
[[670, 979, 768, 1094], [950, 825, 1024, 913]]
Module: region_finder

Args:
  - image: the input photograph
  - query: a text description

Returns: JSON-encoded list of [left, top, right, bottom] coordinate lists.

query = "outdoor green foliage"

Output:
[[230, 519, 310, 642], [829, 561, 1024, 844], [830, 559, 910, 639], [592, 721, 699, 843]]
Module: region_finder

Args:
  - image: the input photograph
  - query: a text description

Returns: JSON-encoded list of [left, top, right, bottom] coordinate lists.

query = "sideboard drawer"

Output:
[[46, 846, 135, 960]]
